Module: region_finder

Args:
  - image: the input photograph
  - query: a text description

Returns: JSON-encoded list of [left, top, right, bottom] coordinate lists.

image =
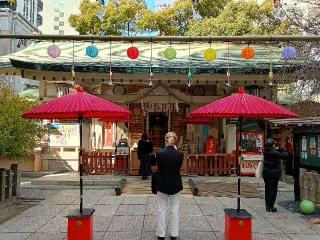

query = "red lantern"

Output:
[[241, 47, 255, 60], [127, 46, 139, 59]]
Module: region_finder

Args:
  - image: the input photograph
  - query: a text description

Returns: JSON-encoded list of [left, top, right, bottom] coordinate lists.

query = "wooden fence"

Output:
[[83, 151, 236, 176], [0, 164, 20, 203], [83, 152, 129, 175], [187, 154, 237, 176]]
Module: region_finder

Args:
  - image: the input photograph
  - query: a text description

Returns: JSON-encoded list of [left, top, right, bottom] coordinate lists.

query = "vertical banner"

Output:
[[104, 122, 113, 147]]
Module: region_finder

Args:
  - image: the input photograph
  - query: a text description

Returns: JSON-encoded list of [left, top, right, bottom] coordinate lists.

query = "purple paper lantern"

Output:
[[47, 44, 61, 58], [283, 46, 296, 60]]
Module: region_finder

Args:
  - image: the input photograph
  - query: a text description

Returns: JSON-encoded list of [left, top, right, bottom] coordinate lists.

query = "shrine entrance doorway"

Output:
[[149, 113, 168, 148]]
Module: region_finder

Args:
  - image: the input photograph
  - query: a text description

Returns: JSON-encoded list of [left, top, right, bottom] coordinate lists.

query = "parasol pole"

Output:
[[237, 117, 243, 212], [79, 117, 84, 213]]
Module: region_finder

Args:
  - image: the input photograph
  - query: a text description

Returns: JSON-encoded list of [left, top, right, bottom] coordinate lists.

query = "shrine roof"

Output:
[[0, 41, 303, 75]]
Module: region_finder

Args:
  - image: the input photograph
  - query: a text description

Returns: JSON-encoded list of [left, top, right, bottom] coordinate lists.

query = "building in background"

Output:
[[101, 0, 173, 11], [0, 0, 41, 92], [39, 0, 81, 35]]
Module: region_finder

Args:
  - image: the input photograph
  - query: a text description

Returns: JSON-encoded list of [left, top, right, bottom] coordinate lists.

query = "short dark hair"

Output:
[[266, 138, 276, 147]]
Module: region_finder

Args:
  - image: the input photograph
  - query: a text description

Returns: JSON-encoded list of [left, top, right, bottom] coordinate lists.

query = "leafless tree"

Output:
[[276, 0, 320, 102]]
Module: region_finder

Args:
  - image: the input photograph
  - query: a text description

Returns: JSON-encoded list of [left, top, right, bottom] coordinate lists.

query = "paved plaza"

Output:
[[0, 176, 319, 240]]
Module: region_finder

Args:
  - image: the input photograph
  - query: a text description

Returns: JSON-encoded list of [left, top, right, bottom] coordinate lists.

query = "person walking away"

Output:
[[156, 132, 183, 240], [263, 138, 289, 212], [138, 133, 153, 180]]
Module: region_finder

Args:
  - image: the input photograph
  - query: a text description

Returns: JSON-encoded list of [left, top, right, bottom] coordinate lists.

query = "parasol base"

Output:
[[224, 208, 252, 240], [66, 208, 95, 240]]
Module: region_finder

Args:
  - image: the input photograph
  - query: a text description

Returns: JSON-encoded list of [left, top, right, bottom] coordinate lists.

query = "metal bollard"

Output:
[[0, 170, 5, 202], [10, 164, 20, 197], [5, 170, 12, 199]]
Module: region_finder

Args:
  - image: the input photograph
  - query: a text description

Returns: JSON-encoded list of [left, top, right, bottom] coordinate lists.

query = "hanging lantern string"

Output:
[[109, 39, 113, 85], [150, 39, 153, 68], [269, 44, 274, 86], [71, 40, 75, 82], [149, 39, 153, 86], [109, 40, 112, 70], [226, 41, 231, 86]]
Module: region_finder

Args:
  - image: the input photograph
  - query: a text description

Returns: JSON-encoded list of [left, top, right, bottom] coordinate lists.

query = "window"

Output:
[[54, 26, 59, 30], [59, 30, 64, 35], [54, 17, 59, 21], [59, 21, 64, 26], [59, 12, 64, 17]]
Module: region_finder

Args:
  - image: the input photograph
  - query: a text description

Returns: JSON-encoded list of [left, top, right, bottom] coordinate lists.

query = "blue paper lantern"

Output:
[[86, 45, 99, 58], [283, 46, 296, 60]]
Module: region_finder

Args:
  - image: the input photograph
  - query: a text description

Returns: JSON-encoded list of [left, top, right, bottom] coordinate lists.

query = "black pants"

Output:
[[263, 174, 279, 208], [139, 154, 150, 178]]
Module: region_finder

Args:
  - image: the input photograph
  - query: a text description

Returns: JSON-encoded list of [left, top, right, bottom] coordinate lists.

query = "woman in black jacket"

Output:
[[137, 133, 153, 180], [263, 138, 289, 212], [156, 132, 183, 240]]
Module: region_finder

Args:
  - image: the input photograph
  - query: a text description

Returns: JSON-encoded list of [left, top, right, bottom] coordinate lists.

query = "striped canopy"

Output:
[[191, 87, 298, 119], [22, 85, 132, 119]]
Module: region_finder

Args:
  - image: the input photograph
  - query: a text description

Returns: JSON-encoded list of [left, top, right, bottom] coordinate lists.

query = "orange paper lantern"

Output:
[[241, 47, 255, 60]]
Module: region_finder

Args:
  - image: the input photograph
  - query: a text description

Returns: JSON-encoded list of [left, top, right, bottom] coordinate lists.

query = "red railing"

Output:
[[83, 152, 129, 175], [187, 154, 237, 176]]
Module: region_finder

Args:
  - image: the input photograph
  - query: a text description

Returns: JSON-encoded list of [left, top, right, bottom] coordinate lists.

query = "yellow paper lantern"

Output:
[[204, 48, 217, 61]]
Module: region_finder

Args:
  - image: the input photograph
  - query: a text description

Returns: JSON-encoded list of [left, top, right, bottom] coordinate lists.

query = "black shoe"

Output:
[[170, 237, 179, 240], [266, 207, 270, 212], [270, 207, 277, 212], [157, 237, 165, 240]]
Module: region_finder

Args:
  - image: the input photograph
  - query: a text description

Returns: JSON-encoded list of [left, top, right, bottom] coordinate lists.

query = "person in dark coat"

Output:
[[137, 133, 153, 180], [156, 132, 183, 240], [263, 138, 289, 212]]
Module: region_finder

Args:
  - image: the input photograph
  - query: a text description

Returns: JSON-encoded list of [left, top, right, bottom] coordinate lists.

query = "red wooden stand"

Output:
[[67, 208, 95, 240], [224, 208, 252, 240]]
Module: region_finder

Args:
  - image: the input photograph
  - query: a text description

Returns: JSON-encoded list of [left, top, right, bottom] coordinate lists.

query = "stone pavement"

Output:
[[0, 187, 320, 240]]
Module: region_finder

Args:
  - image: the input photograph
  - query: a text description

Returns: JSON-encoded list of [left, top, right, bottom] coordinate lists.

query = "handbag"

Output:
[[151, 172, 158, 194], [255, 158, 264, 179]]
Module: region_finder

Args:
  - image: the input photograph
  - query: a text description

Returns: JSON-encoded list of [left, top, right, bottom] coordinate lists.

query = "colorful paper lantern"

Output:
[[283, 46, 296, 60], [204, 48, 217, 61], [241, 47, 255, 60], [300, 200, 316, 214], [47, 44, 61, 58], [164, 47, 176, 60], [86, 45, 99, 58], [127, 46, 140, 59]]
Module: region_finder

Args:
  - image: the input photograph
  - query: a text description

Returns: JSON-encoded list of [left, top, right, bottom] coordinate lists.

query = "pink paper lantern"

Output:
[[47, 44, 61, 58]]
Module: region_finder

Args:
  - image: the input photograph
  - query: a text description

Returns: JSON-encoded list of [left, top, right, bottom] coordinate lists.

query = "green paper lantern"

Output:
[[164, 47, 176, 60], [300, 200, 316, 214], [204, 48, 217, 61]]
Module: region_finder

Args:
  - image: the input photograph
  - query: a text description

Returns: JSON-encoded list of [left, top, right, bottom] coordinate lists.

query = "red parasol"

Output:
[[23, 85, 131, 119], [22, 85, 132, 214], [191, 87, 298, 212], [180, 116, 216, 125], [191, 87, 298, 119]]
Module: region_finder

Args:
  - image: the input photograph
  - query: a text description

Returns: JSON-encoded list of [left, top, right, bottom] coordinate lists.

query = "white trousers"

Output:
[[156, 191, 180, 238]]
